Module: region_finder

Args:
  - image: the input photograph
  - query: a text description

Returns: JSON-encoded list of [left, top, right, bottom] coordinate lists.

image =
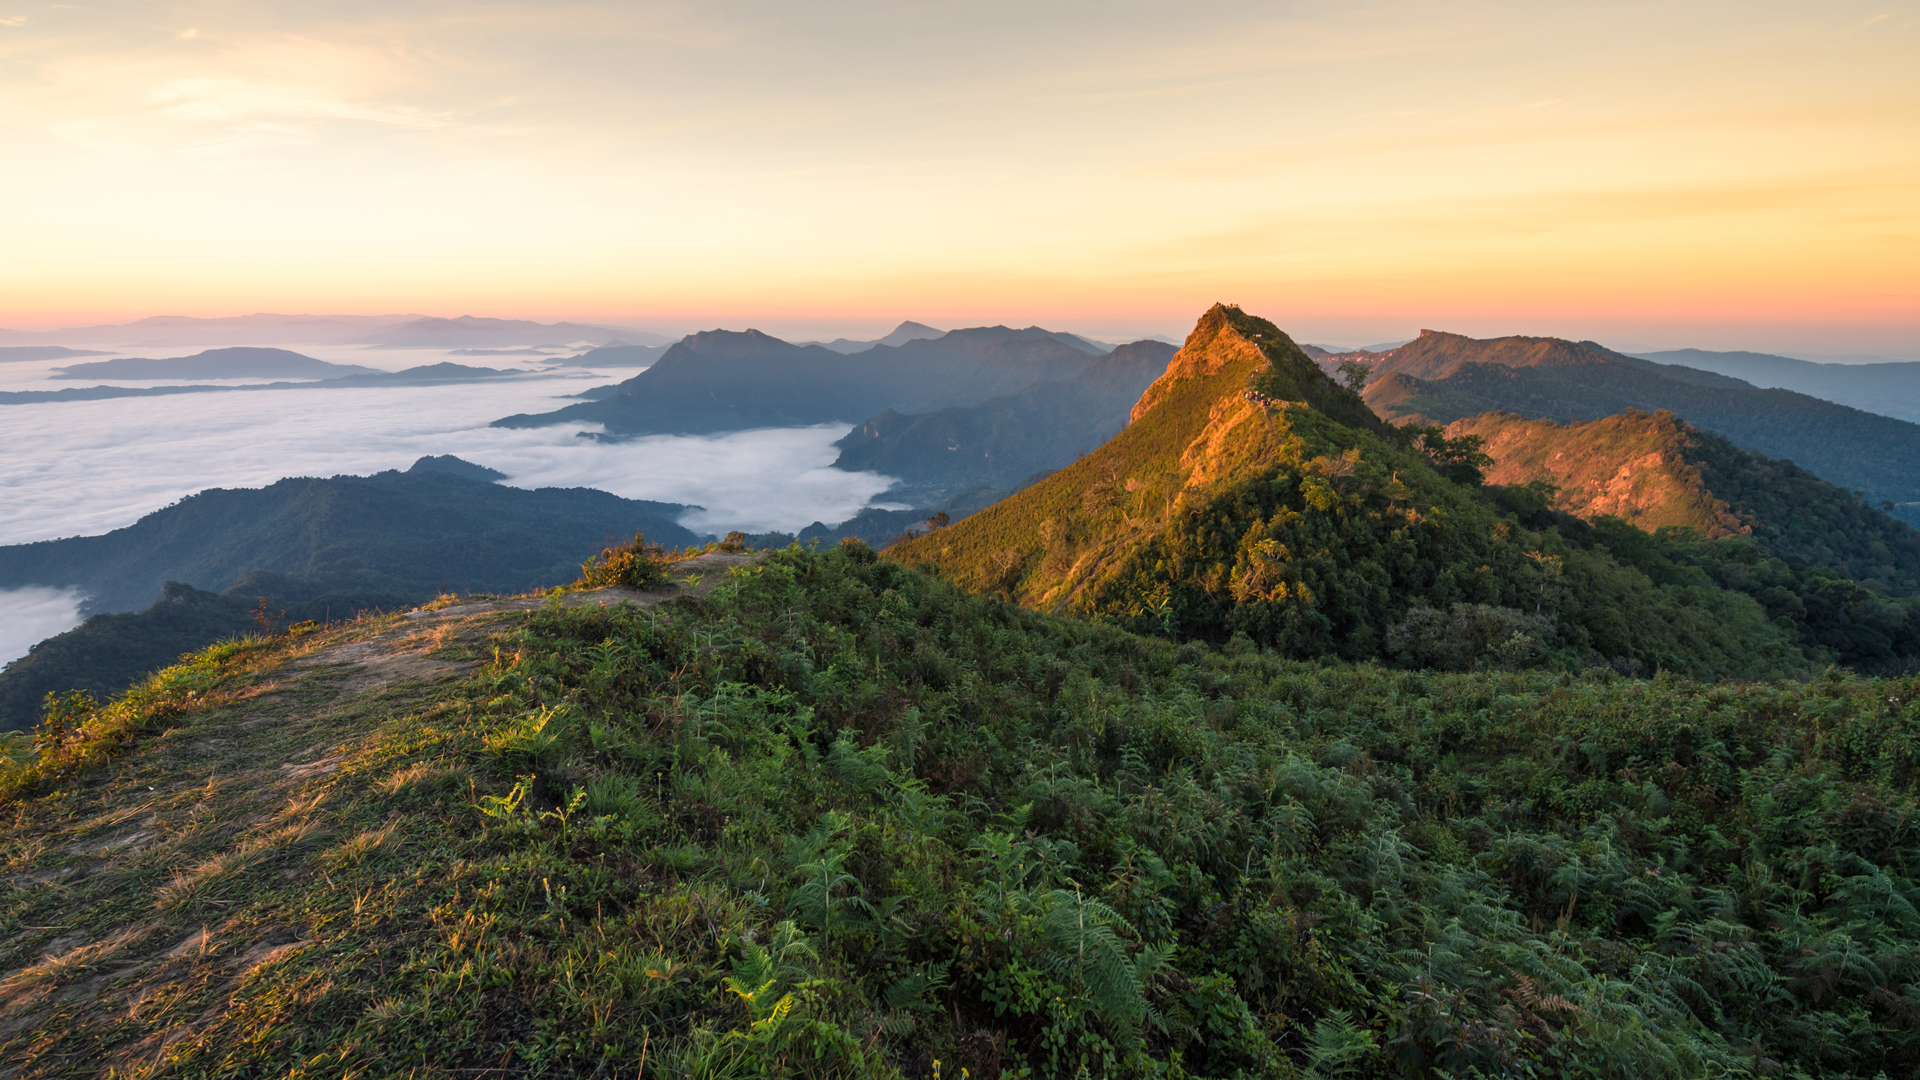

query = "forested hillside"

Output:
[[0, 458, 702, 615], [892, 305, 1848, 677], [5, 543, 1920, 1077], [1452, 409, 1920, 594], [1355, 330, 1920, 523], [1445, 409, 1920, 671]]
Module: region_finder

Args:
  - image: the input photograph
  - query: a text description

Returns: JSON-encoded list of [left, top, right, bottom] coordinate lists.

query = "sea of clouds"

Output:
[[0, 346, 901, 662]]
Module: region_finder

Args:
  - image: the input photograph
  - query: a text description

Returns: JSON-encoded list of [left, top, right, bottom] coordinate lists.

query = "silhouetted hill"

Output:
[[52, 348, 377, 380], [406, 454, 509, 481], [0, 346, 110, 363], [494, 325, 1115, 436], [888, 304, 1906, 677], [0, 460, 705, 616], [801, 320, 946, 353], [1360, 331, 1920, 524], [830, 339, 1177, 502], [548, 340, 671, 367]]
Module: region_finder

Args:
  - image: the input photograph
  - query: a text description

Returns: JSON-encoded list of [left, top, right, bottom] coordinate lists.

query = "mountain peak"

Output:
[[891, 304, 1374, 611], [1127, 303, 1265, 422]]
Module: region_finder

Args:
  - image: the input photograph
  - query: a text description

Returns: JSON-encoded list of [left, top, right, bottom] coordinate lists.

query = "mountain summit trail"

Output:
[[0, 552, 759, 1072]]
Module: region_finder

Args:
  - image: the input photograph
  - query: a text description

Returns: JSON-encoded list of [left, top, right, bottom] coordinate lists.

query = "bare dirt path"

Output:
[[0, 550, 763, 1076]]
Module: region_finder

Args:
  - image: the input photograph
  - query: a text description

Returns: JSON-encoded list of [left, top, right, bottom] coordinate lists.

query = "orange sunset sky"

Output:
[[0, 0, 1915, 354]]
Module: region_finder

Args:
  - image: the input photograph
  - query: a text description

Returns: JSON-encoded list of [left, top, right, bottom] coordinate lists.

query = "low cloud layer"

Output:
[[0, 588, 87, 668], [1, 348, 900, 664], [3, 362, 897, 547]]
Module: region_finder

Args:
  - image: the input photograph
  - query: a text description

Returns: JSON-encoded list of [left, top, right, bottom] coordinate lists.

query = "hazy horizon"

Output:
[[2, 310, 1915, 365]]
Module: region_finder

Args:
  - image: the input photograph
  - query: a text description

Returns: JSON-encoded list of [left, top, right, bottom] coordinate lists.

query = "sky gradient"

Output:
[[1, 0, 1915, 353]]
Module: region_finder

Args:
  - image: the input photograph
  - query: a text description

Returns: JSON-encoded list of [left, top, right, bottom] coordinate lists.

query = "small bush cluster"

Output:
[[576, 533, 672, 589]]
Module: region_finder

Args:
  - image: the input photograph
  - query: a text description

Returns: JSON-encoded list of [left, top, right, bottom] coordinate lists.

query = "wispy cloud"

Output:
[[149, 76, 446, 127]]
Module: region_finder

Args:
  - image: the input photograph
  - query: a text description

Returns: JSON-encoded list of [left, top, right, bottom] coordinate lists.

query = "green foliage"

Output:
[[1088, 406, 1806, 679], [12, 548, 1920, 1075], [0, 576, 424, 731], [0, 632, 284, 797], [149, 544, 1907, 1078], [1404, 425, 1493, 486], [576, 533, 672, 589]]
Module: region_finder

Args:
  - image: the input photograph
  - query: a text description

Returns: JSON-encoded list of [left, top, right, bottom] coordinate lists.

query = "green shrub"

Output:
[[577, 533, 672, 589]]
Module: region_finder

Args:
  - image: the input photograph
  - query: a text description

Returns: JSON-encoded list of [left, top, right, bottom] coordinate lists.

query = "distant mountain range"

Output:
[[798, 320, 947, 354], [349, 315, 669, 349], [0, 313, 423, 347], [829, 339, 1178, 503], [1630, 348, 1920, 423], [51, 347, 377, 380], [1352, 330, 1920, 525], [0, 312, 671, 349], [493, 324, 1127, 436], [544, 340, 674, 368]]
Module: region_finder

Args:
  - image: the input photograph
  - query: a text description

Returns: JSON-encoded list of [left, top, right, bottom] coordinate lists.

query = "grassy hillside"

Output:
[[1357, 333, 1920, 524], [1443, 410, 1920, 671], [891, 305, 1820, 678], [4, 545, 1920, 1077], [0, 574, 425, 732]]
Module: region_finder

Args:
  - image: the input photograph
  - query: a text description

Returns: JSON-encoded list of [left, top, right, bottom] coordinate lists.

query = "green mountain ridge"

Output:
[[891, 304, 1915, 678], [1446, 409, 1920, 668], [1356, 330, 1920, 525]]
